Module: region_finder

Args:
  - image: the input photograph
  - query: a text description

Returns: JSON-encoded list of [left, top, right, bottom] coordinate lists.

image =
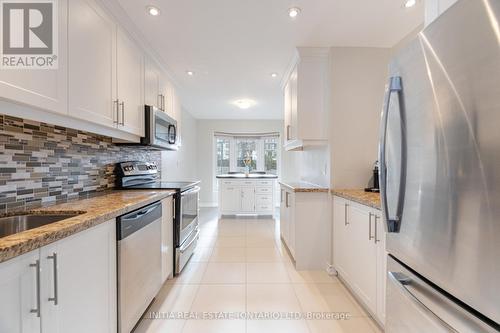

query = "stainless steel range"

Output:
[[116, 161, 201, 275]]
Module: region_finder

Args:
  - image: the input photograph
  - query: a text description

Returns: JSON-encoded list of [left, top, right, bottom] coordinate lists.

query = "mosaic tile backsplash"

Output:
[[0, 114, 161, 214]]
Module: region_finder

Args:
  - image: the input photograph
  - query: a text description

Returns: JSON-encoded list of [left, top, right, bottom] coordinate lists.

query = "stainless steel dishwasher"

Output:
[[117, 201, 163, 333]]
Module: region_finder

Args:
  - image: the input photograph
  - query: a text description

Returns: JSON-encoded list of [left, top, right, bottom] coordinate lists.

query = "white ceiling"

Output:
[[117, 0, 424, 119]]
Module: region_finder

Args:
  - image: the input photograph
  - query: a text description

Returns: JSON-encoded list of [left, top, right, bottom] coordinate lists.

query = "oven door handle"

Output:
[[181, 186, 201, 196]]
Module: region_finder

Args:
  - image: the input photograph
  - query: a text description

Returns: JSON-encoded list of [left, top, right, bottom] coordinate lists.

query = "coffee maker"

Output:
[[365, 160, 380, 193]]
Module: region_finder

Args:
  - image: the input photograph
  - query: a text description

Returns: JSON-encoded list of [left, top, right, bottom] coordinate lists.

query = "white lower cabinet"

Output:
[[0, 220, 116, 333], [0, 250, 41, 333], [280, 185, 330, 270], [218, 179, 275, 215], [333, 196, 386, 326]]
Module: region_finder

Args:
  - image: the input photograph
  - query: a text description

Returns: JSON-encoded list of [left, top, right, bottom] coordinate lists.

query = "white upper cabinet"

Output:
[[68, 0, 117, 128], [116, 28, 144, 137], [0, 0, 68, 115], [144, 57, 161, 109], [282, 47, 330, 151]]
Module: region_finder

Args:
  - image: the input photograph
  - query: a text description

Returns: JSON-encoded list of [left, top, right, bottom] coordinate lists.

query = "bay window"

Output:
[[214, 132, 279, 178]]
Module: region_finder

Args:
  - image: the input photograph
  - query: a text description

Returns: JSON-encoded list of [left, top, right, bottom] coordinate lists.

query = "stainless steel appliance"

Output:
[[141, 105, 178, 150], [117, 161, 201, 275], [117, 201, 163, 333], [379, 1, 500, 331]]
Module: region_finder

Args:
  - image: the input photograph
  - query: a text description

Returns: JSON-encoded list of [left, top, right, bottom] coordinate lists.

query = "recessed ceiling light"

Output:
[[233, 99, 256, 110], [404, 0, 416, 8], [186, 71, 194, 76], [147, 6, 160, 16], [271, 73, 278, 78], [288, 7, 301, 19]]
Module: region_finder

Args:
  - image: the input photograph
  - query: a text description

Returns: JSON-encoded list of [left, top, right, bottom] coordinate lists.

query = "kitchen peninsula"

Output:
[[217, 174, 278, 216]]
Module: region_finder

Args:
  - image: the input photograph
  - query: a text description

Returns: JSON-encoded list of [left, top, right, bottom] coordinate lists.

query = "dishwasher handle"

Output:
[[117, 201, 162, 240]]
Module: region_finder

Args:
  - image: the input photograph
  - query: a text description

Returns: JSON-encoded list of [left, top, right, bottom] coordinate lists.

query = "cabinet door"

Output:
[[144, 57, 161, 108], [68, 0, 117, 127], [349, 204, 377, 315], [240, 187, 256, 212], [40, 220, 116, 333], [161, 197, 174, 282], [116, 29, 144, 136], [0, 251, 41, 333], [290, 66, 298, 140], [283, 80, 292, 142], [375, 210, 387, 324], [280, 188, 288, 242], [159, 76, 173, 116], [0, 0, 67, 115], [333, 197, 350, 279], [221, 186, 240, 212], [287, 191, 296, 257], [172, 87, 182, 145]]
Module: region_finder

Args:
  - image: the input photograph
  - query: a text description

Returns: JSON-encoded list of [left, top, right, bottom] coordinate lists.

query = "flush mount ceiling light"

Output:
[[186, 70, 195, 76], [403, 0, 417, 8], [288, 7, 301, 19], [147, 6, 160, 16], [271, 72, 278, 78], [233, 99, 256, 109]]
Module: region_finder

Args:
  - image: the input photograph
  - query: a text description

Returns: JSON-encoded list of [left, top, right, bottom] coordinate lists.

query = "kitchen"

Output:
[[0, 0, 499, 333]]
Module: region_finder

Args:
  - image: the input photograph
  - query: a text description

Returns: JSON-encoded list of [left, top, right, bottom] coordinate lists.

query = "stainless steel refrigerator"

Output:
[[379, 0, 500, 332]]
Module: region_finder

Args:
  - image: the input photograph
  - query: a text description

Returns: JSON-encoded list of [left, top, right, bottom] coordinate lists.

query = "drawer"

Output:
[[256, 194, 273, 205], [221, 180, 238, 186], [256, 186, 272, 194], [256, 203, 273, 212], [256, 180, 273, 186]]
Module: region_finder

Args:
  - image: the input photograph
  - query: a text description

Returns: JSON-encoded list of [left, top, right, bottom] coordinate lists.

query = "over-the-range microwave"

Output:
[[141, 105, 179, 150]]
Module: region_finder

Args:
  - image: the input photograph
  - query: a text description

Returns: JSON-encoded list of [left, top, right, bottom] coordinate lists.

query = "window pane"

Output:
[[264, 137, 278, 175], [216, 138, 230, 175], [236, 138, 257, 171]]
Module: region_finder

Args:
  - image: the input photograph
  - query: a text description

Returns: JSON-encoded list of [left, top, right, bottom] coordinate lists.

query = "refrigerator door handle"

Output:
[[379, 76, 406, 233]]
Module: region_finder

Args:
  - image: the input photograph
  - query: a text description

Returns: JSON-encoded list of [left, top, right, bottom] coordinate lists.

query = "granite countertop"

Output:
[[0, 190, 176, 264], [217, 174, 278, 179], [279, 181, 329, 193], [332, 189, 381, 210]]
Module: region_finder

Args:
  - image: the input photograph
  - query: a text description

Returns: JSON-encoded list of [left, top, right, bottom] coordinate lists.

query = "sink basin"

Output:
[[0, 213, 82, 238]]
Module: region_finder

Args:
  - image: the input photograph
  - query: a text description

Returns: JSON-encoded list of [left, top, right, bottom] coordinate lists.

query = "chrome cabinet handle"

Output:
[[344, 203, 349, 226], [374, 215, 380, 243], [119, 101, 125, 125], [47, 253, 59, 305], [163, 95, 166, 111], [113, 99, 119, 124], [29, 260, 41, 317], [158, 94, 162, 110], [379, 76, 406, 233], [368, 212, 371, 239], [286, 125, 291, 140], [285, 192, 289, 208]]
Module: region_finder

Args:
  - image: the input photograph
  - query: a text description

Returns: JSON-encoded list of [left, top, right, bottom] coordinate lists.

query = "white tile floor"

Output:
[[135, 208, 382, 333]]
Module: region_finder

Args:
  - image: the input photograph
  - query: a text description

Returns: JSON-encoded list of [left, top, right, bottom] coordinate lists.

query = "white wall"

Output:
[[425, 0, 458, 26], [329, 47, 392, 189], [196, 119, 283, 205], [161, 108, 198, 181]]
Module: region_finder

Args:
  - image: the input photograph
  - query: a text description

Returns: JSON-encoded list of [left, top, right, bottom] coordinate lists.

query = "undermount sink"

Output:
[[0, 212, 83, 238]]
